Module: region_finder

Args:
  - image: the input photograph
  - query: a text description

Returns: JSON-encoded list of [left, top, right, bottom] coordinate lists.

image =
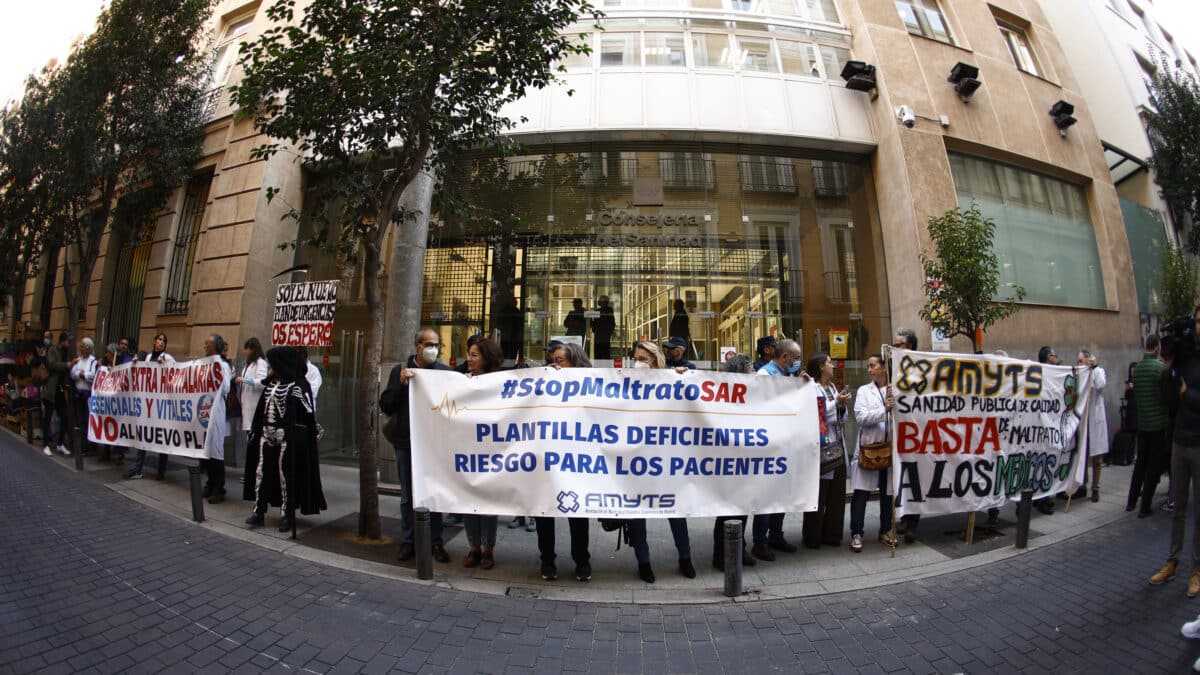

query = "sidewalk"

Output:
[[21, 428, 1143, 604]]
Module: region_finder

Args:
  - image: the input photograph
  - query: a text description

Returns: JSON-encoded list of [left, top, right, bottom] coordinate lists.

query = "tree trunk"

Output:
[[357, 228, 385, 540]]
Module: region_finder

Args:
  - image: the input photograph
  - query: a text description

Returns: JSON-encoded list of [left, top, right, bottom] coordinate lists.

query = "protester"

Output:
[[200, 334, 233, 504], [1131, 334, 1169, 516], [1150, 306, 1200, 597], [124, 333, 175, 480], [67, 337, 98, 457], [243, 347, 326, 531], [1076, 349, 1108, 503], [381, 328, 452, 564], [892, 329, 925, 540], [713, 353, 757, 571], [456, 333, 485, 375], [1027, 346, 1059, 517], [751, 338, 804, 561], [235, 338, 269, 440], [752, 336, 777, 372], [106, 336, 138, 464], [461, 338, 504, 570], [41, 332, 70, 458], [663, 336, 695, 370], [538, 341, 594, 581], [849, 354, 896, 552], [805, 352, 849, 549], [629, 341, 695, 579]]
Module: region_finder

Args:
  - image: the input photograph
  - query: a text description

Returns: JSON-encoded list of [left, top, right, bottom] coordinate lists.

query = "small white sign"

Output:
[[932, 327, 951, 352], [720, 346, 738, 363], [747, 311, 764, 319], [534, 311, 552, 319], [430, 311, 447, 320], [695, 311, 716, 319], [583, 310, 601, 319]]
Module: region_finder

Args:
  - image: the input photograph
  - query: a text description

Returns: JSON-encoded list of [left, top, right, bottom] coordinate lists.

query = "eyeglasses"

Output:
[[421, 342, 440, 349]]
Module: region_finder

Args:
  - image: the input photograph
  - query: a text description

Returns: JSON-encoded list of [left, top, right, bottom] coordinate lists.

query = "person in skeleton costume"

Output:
[[243, 347, 327, 531]]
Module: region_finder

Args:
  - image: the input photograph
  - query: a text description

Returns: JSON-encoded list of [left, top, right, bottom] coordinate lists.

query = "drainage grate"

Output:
[[506, 586, 542, 599]]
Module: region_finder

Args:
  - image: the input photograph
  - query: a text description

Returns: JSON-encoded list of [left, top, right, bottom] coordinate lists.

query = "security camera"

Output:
[[896, 105, 916, 128]]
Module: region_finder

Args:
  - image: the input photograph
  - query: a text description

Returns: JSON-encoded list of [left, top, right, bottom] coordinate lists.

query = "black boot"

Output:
[[245, 512, 265, 527], [278, 514, 294, 532]]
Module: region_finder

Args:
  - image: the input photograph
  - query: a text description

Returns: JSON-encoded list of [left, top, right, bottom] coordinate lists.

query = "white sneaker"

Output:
[[43, 446, 52, 456], [1194, 653, 1200, 672], [1183, 616, 1200, 639], [57, 445, 70, 456]]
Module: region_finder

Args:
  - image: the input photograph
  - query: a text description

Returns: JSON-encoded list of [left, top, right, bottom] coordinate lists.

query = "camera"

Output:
[[896, 105, 916, 128], [1161, 314, 1196, 360]]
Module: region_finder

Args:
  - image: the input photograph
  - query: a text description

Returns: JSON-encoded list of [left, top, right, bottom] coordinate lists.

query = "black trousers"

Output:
[[803, 465, 847, 548], [203, 457, 226, 492], [1130, 429, 1168, 512], [535, 517, 590, 564]]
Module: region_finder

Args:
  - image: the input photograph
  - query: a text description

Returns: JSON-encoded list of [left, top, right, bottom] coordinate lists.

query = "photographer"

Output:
[[1150, 306, 1200, 598]]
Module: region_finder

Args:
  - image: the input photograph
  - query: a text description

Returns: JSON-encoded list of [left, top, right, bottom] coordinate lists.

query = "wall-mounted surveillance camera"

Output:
[[896, 105, 916, 128]]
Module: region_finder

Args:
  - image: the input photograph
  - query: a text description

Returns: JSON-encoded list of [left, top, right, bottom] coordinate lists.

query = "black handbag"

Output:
[[818, 388, 846, 474]]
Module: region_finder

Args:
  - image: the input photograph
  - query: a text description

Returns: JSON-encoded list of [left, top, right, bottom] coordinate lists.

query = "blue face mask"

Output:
[[787, 361, 802, 375]]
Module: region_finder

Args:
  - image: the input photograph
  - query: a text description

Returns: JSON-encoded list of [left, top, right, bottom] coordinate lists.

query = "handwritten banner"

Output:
[[86, 355, 226, 459], [408, 367, 821, 518], [272, 280, 337, 346], [890, 349, 1091, 517]]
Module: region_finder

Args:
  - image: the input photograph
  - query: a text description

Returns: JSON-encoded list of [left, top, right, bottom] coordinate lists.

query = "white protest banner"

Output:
[[890, 349, 1091, 517], [87, 355, 227, 459], [409, 367, 821, 518], [271, 280, 338, 346]]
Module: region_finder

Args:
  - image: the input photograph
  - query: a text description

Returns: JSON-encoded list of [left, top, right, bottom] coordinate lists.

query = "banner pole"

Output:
[[965, 512, 976, 544]]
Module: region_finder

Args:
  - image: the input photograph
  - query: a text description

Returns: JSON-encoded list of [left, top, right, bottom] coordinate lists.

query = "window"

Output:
[[558, 33, 593, 70], [659, 152, 715, 189], [163, 174, 213, 314], [998, 21, 1039, 75], [817, 45, 850, 81], [737, 37, 779, 72], [644, 33, 686, 67], [804, 0, 839, 22], [205, 15, 253, 116], [600, 33, 639, 66], [739, 155, 797, 193], [692, 33, 735, 68], [895, 0, 953, 44], [949, 154, 1105, 308], [778, 40, 819, 76]]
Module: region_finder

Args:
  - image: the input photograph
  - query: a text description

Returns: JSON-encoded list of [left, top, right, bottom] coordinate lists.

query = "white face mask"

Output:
[[633, 361, 650, 369], [421, 346, 439, 365]]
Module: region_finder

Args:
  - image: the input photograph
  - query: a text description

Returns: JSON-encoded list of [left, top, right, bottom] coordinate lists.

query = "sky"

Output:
[[0, 0, 1198, 107]]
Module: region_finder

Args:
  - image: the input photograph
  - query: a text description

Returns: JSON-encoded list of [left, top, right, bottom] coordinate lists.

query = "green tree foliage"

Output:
[[1157, 243, 1198, 320], [0, 0, 213, 340], [232, 0, 599, 539], [919, 203, 1025, 345], [1144, 52, 1200, 252]]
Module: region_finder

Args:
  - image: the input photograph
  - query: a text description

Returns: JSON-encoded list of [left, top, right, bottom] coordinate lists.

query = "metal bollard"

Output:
[[70, 397, 83, 472], [413, 507, 433, 580], [723, 520, 743, 597], [1015, 490, 1033, 549], [188, 465, 206, 523]]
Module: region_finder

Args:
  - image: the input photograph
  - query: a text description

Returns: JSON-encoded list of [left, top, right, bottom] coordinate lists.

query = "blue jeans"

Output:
[[130, 449, 168, 475]]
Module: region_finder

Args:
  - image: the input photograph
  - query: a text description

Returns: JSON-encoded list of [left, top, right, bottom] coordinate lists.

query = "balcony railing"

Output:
[[739, 160, 797, 193], [660, 158, 715, 190], [812, 163, 848, 198], [824, 271, 854, 305]]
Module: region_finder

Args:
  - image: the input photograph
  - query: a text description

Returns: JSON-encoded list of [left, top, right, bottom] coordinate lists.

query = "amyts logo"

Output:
[[895, 355, 932, 395], [556, 490, 580, 513], [196, 394, 214, 430]]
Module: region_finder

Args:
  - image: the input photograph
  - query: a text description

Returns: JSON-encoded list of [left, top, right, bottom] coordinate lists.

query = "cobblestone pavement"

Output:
[[1, 435, 1196, 674]]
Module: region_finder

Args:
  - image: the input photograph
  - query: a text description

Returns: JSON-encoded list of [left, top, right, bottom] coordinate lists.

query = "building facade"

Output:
[[23, 0, 1145, 463], [1040, 0, 1198, 327]]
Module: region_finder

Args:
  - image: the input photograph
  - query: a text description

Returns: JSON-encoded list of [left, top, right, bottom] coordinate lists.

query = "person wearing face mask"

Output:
[[381, 328, 453, 564], [41, 332, 71, 458], [626, 341, 695, 581], [750, 338, 804, 561]]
